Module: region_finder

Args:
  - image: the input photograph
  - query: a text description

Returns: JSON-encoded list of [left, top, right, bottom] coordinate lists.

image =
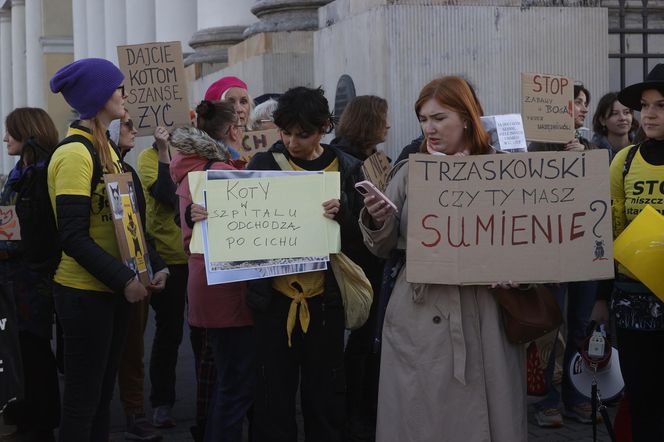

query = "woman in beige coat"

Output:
[[360, 76, 527, 442]]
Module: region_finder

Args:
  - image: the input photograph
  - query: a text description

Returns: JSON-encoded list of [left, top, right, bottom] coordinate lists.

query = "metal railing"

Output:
[[608, 0, 664, 88]]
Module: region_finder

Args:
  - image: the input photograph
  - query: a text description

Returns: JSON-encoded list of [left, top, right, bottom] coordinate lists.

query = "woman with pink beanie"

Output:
[[203, 76, 254, 160]]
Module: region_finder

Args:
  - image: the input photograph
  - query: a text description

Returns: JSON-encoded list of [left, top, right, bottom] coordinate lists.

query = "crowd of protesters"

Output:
[[1, 55, 663, 442]]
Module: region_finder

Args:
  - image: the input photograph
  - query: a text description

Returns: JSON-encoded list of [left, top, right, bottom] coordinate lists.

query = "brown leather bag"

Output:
[[491, 285, 563, 344]]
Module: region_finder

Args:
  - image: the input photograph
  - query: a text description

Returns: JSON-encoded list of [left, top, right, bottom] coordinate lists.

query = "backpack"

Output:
[[622, 143, 640, 180], [13, 134, 103, 275]]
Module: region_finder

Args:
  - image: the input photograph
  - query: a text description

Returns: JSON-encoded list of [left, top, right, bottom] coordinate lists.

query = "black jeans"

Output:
[[205, 326, 255, 442], [345, 308, 380, 442], [617, 327, 664, 442], [149, 263, 187, 408], [252, 293, 346, 442], [54, 284, 130, 442], [4, 330, 60, 436]]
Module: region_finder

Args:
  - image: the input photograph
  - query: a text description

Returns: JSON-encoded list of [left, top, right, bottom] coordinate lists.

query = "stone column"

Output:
[[85, 0, 105, 58], [11, 0, 27, 107], [72, 0, 87, 59], [243, 0, 333, 38], [125, 0, 155, 45], [155, 0, 197, 53], [0, 10, 13, 175], [25, 0, 44, 107], [104, 0, 126, 64], [185, 0, 256, 66]]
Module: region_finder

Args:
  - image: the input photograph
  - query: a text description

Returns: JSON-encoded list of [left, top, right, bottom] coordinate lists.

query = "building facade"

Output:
[[0, 0, 662, 176]]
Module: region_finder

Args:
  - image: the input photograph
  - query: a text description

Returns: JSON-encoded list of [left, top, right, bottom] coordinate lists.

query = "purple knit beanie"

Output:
[[50, 58, 124, 119]]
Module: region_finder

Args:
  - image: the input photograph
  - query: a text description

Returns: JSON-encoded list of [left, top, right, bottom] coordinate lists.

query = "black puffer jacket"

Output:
[[245, 141, 365, 311]]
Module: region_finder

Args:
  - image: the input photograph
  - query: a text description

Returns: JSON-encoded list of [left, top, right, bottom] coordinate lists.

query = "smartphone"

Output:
[[354, 180, 398, 214]]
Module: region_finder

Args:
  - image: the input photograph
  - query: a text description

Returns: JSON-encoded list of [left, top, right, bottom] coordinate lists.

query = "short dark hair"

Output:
[[273, 86, 333, 134], [196, 100, 237, 141], [574, 84, 591, 105]]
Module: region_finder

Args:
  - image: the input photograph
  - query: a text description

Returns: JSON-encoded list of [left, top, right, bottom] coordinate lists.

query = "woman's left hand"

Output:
[[564, 138, 585, 152], [191, 203, 208, 222], [148, 270, 169, 293], [323, 199, 340, 219]]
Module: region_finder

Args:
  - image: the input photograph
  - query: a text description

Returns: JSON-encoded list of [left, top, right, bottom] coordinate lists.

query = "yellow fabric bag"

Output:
[[330, 252, 373, 330]]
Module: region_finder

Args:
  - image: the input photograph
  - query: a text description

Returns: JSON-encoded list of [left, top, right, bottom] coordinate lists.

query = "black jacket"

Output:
[[396, 135, 424, 163], [245, 141, 365, 311]]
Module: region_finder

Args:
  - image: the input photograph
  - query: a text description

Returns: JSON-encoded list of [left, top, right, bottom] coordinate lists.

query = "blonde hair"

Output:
[[91, 116, 116, 172]]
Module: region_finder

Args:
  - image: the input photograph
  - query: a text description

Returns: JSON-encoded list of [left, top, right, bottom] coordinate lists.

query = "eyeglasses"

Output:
[[122, 119, 134, 131], [117, 85, 125, 96]]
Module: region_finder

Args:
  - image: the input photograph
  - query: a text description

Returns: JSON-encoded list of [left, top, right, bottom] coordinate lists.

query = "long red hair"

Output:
[[415, 76, 491, 155]]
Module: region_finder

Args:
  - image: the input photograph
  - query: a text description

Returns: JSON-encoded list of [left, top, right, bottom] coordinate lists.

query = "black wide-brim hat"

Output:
[[618, 63, 664, 111]]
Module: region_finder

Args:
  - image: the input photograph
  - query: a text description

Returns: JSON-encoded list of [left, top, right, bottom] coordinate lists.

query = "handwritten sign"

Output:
[[238, 128, 280, 162], [362, 151, 391, 191], [406, 151, 614, 285], [522, 72, 574, 143], [104, 173, 153, 285], [481, 114, 528, 153], [0, 206, 20, 240], [117, 41, 190, 136], [205, 173, 334, 262]]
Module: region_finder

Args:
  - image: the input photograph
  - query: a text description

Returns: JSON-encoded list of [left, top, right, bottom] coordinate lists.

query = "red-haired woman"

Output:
[[360, 76, 526, 442]]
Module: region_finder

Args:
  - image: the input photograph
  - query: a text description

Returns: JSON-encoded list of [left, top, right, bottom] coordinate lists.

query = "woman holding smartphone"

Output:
[[360, 76, 527, 442]]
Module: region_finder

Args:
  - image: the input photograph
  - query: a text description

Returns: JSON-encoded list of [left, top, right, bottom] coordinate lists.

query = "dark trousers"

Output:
[[345, 312, 379, 442], [205, 327, 255, 442], [4, 330, 60, 438], [118, 296, 150, 415], [252, 294, 346, 442], [617, 327, 664, 442], [54, 284, 130, 442], [149, 264, 187, 408], [190, 326, 217, 429], [535, 281, 597, 410]]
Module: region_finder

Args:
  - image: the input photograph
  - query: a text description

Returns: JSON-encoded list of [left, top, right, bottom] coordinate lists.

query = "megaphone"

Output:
[[569, 325, 625, 402]]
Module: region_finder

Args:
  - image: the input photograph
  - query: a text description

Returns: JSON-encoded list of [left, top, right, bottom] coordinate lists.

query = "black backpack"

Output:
[[13, 135, 103, 275]]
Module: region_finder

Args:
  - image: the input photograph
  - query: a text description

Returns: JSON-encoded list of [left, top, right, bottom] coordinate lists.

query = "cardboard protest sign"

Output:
[[614, 205, 664, 302], [117, 41, 190, 136], [0, 206, 20, 240], [406, 151, 614, 285], [204, 172, 337, 262], [104, 173, 153, 285], [362, 151, 391, 191], [238, 128, 280, 162], [481, 114, 528, 153], [522, 73, 574, 143]]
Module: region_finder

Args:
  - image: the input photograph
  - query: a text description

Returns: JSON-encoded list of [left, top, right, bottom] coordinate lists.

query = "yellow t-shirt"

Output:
[[610, 144, 664, 277], [48, 126, 124, 292], [137, 147, 187, 265]]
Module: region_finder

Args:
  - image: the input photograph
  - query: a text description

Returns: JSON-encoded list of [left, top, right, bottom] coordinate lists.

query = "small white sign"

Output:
[[481, 114, 528, 153]]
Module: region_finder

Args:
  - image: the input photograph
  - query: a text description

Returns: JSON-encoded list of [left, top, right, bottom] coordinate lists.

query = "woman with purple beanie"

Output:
[[48, 58, 149, 441]]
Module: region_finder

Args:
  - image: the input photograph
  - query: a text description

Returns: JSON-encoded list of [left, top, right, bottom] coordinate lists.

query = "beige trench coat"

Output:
[[360, 162, 527, 442]]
